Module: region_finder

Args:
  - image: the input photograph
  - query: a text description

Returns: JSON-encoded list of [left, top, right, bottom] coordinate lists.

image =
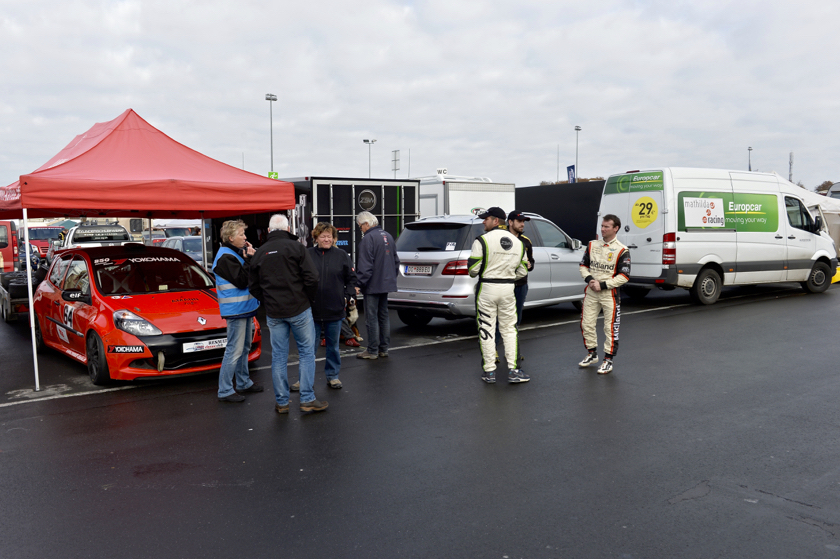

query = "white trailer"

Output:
[[414, 169, 516, 218]]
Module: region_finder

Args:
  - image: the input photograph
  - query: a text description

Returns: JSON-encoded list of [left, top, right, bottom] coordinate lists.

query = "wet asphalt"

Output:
[[2, 284, 840, 558]]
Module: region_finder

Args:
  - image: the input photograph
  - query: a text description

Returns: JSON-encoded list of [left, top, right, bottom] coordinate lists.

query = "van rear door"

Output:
[[601, 171, 665, 281]]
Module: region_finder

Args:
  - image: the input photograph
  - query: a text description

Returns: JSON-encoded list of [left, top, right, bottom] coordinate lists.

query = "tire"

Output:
[[86, 332, 111, 385], [623, 286, 650, 300], [572, 300, 583, 312], [397, 309, 433, 328], [690, 268, 722, 305], [801, 261, 831, 294], [34, 315, 44, 353]]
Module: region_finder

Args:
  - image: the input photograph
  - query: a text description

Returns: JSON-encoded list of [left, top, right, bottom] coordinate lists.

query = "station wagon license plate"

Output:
[[405, 265, 433, 275], [183, 338, 227, 353]]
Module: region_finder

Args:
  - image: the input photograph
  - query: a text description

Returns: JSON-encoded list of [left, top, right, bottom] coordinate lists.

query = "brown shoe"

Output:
[[327, 378, 342, 389], [275, 403, 289, 414], [356, 351, 378, 360], [378, 351, 389, 358], [290, 381, 300, 391], [300, 399, 329, 412]]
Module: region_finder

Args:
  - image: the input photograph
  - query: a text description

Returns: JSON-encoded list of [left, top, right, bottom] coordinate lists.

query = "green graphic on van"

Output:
[[678, 192, 778, 232], [604, 171, 664, 195]]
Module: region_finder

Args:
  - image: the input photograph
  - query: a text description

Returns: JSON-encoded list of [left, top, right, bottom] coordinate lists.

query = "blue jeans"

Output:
[[364, 293, 390, 354], [267, 309, 317, 405], [314, 319, 342, 381], [217, 317, 254, 398]]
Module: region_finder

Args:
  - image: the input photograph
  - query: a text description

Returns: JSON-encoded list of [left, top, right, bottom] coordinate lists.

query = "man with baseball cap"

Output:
[[506, 210, 535, 327], [468, 207, 530, 384]]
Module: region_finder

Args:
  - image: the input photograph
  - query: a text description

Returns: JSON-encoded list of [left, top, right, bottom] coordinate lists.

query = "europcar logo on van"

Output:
[[604, 172, 664, 195]]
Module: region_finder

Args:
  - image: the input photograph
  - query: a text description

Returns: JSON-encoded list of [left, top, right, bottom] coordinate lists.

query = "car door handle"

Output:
[[775, 235, 783, 239], [550, 254, 559, 260], [627, 244, 638, 249], [788, 235, 796, 239], [53, 300, 59, 306]]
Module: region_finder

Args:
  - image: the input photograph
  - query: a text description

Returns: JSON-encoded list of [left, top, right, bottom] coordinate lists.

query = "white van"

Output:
[[597, 168, 838, 304]]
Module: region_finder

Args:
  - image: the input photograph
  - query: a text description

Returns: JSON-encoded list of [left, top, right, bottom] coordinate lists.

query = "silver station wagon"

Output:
[[388, 214, 585, 327]]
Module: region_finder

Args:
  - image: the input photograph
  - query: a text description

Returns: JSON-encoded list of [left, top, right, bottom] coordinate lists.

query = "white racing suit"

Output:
[[579, 237, 631, 357], [468, 227, 528, 372]]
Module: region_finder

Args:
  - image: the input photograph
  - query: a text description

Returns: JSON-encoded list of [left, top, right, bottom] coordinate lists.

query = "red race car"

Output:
[[33, 244, 261, 384]]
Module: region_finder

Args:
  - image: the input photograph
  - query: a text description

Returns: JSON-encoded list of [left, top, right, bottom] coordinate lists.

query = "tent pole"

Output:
[[200, 211, 208, 271], [23, 209, 41, 391]]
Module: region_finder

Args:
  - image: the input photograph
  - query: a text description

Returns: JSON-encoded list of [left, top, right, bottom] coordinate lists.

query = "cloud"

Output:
[[1, 0, 839, 190]]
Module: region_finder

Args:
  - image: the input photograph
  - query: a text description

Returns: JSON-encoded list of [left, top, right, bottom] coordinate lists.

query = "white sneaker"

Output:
[[597, 358, 613, 375], [579, 353, 598, 367]]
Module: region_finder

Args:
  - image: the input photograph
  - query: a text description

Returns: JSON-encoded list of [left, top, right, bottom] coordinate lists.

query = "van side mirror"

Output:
[[571, 239, 582, 250], [814, 215, 823, 233]]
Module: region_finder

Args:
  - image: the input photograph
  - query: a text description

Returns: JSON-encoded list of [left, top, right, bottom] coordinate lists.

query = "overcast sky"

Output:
[[2, 0, 838, 190]]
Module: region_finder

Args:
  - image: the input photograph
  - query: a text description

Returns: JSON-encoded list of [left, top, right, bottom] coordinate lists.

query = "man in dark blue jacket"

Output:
[[355, 211, 400, 359]]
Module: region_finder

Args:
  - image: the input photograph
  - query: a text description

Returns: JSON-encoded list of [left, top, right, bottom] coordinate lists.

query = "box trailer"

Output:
[[286, 177, 420, 265], [414, 171, 515, 218]]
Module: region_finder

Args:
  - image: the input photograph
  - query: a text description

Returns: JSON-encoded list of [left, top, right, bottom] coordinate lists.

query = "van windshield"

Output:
[[28, 228, 64, 240], [397, 222, 485, 252]]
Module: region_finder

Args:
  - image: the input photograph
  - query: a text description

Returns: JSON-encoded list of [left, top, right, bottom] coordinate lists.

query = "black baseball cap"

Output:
[[507, 210, 530, 222], [477, 207, 506, 220]]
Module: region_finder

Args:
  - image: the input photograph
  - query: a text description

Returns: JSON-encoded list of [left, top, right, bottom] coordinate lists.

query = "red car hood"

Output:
[[103, 289, 226, 333]]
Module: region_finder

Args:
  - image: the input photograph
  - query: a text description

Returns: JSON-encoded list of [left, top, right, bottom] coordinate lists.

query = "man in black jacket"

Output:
[[354, 211, 400, 360], [248, 214, 327, 414]]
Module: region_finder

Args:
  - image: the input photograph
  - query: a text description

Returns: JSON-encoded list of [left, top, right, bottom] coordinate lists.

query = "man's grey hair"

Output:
[[356, 211, 378, 228], [268, 214, 289, 232]]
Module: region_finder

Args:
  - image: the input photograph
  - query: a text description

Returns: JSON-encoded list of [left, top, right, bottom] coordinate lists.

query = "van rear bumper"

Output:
[[625, 265, 679, 288]]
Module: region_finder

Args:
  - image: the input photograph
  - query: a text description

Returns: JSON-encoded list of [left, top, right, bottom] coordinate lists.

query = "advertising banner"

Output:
[[678, 191, 778, 232], [604, 171, 664, 195], [567, 165, 576, 183]]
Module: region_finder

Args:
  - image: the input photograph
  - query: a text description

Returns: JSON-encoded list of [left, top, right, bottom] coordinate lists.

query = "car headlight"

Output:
[[113, 310, 162, 336]]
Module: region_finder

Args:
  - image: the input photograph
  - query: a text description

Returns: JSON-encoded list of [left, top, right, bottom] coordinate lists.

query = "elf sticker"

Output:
[[632, 196, 659, 229]]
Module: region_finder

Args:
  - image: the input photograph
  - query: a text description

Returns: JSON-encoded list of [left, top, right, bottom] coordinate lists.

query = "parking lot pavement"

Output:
[[2, 283, 840, 558]]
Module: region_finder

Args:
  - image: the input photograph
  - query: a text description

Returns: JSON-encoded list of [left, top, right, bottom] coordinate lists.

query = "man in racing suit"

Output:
[[578, 214, 630, 375], [468, 207, 529, 384]]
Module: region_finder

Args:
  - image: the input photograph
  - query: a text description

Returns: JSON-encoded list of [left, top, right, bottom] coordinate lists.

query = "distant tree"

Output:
[[815, 180, 834, 194]]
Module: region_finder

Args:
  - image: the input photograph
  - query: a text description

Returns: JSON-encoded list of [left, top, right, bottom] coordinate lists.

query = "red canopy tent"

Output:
[[1, 109, 296, 391], [0, 108, 295, 218]]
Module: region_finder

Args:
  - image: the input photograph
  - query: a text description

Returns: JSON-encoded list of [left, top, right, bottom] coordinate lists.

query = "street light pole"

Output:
[[363, 139, 377, 178], [266, 94, 277, 173], [748, 146, 752, 171], [574, 126, 581, 182]]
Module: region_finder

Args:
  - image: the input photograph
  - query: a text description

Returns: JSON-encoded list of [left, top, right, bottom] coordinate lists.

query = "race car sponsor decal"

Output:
[[172, 296, 200, 305], [95, 256, 181, 265], [108, 345, 146, 354], [197, 317, 206, 325], [63, 305, 74, 329], [57, 326, 69, 344], [183, 338, 227, 353]]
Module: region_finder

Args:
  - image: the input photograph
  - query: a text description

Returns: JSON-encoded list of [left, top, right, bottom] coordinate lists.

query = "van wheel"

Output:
[[690, 268, 721, 305], [623, 286, 650, 300], [801, 261, 831, 294], [397, 310, 433, 328], [86, 332, 111, 385]]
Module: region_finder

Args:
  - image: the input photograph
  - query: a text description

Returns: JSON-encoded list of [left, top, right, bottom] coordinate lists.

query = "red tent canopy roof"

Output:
[[0, 109, 294, 219]]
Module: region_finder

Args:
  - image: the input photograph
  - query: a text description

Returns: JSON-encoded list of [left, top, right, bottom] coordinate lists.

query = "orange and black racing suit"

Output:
[[579, 237, 630, 357]]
